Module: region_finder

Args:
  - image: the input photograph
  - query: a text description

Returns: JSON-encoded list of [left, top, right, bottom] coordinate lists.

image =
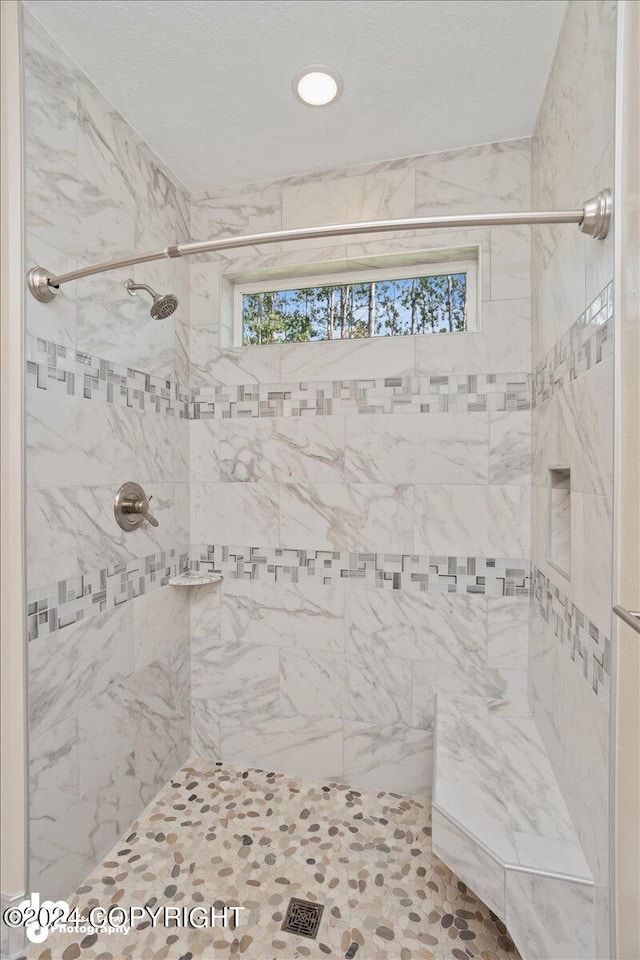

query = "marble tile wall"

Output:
[[188, 139, 532, 380], [188, 578, 529, 796], [188, 139, 533, 797], [24, 9, 538, 906], [529, 2, 617, 956], [23, 10, 191, 901]]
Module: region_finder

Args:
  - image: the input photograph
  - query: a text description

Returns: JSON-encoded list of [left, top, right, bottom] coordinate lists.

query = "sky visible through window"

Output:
[[242, 272, 468, 344]]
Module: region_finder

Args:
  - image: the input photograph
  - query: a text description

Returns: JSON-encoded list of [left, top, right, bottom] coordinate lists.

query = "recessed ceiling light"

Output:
[[293, 66, 343, 106]]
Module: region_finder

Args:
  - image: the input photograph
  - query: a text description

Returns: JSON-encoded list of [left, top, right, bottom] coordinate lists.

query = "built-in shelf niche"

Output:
[[548, 467, 571, 579]]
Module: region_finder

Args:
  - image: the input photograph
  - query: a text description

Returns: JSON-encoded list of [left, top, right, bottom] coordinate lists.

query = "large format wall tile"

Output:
[[281, 167, 415, 250], [76, 266, 179, 381], [414, 483, 530, 556], [122, 645, 191, 806], [280, 334, 414, 382], [414, 299, 531, 375], [414, 140, 530, 217], [190, 481, 280, 544], [74, 482, 186, 578], [431, 808, 505, 919], [345, 589, 486, 665], [30, 754, 137, 901], [190, 419, 221, 482], [220, 416, 345, 483], [280, 648, 349, 721], [190, 582, 221, 639], [535, 229, 587, 356], [133, 586, 190, 671], [505, 870, 595, 960], [221, 579, 345, 652], [487, 597, 529, 671], [490, 224, 531, 302], [529, 607, 611, 902], [191, 186, 283, 259], [581, 493, 613, 634], [28, 604, 135, 740], [189, 260, 221, 334], [583, 138, 614, 306], [29, 715, 79, 845], [489, 411, 531, 485], [191, 695, 221, 760], [412, 661, 526, 729], [343, 721, 432, 795], [25, 232, 78, 347], [532, 357, 614, 498], [22, 13, 77, 172], [192, 638, 279, 726], [221, 712, 344, 782], [343, 653, 413, 726], [345, 589, 438, 662], [26, 154, 135, 265], [27, 487, 78, 587], [77, 684, 135, 797], [280, 482, 414, 552], [344, 412, 489, 484], [27, 392, 188, 489], [280, 647, 413, 726], [191, 344, 282, 387]]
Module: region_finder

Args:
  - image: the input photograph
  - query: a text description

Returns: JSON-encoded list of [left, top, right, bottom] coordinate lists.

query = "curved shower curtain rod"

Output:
[[27, 188, 612, 303]]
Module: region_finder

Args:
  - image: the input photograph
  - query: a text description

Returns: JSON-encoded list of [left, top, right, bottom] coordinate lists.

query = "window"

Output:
[[235, 259, 478, 346]]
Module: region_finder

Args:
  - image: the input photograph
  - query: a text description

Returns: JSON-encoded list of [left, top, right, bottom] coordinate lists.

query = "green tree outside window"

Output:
[[243, 273, 467, 345]]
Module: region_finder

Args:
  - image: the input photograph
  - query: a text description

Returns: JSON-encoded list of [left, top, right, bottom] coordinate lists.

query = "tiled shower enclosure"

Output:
[[20, 2, 616, 959]]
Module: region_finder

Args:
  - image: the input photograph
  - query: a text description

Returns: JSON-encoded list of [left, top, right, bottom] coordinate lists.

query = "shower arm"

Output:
[[26, 188, 612, 303]]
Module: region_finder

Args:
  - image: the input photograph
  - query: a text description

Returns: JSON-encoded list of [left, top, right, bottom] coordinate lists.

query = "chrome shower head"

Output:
[[125, 279, 178, 319], [150, 291, 179, 319]]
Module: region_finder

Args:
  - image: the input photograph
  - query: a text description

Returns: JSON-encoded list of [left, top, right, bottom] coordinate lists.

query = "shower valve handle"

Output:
[[132, 495, 159, 527], [114, 481, 160, 531]]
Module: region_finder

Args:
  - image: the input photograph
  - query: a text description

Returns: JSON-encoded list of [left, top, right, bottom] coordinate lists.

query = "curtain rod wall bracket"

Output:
[[27, 265, 59, 303], [26, 189, 613, 303], [579, 188, 613, 239]]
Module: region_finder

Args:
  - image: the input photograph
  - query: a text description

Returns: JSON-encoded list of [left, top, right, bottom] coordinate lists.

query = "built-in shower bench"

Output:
[[432, 695, 595, 960]]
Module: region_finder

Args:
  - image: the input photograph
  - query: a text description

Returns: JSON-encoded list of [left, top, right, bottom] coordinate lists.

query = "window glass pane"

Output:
[[242, 273, 468, 345]]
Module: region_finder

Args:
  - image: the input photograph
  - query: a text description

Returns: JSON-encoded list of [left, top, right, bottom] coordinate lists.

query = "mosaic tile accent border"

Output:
[[27, 547, 189, 641], [190, 544, 530, 597], [532, 281, 613, 407], [26, 337, 190, 418], [28, 544, 529, 639], [532, 566, 611, 698], [27, 339, 531, 420], [192, 373, 531, 419]]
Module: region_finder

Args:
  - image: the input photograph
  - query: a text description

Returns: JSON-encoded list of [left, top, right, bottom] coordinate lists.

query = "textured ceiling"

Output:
[[23, 0, 566, 192]]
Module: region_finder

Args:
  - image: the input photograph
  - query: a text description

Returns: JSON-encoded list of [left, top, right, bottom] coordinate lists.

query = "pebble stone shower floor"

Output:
[[25, 760, 520, 960]]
